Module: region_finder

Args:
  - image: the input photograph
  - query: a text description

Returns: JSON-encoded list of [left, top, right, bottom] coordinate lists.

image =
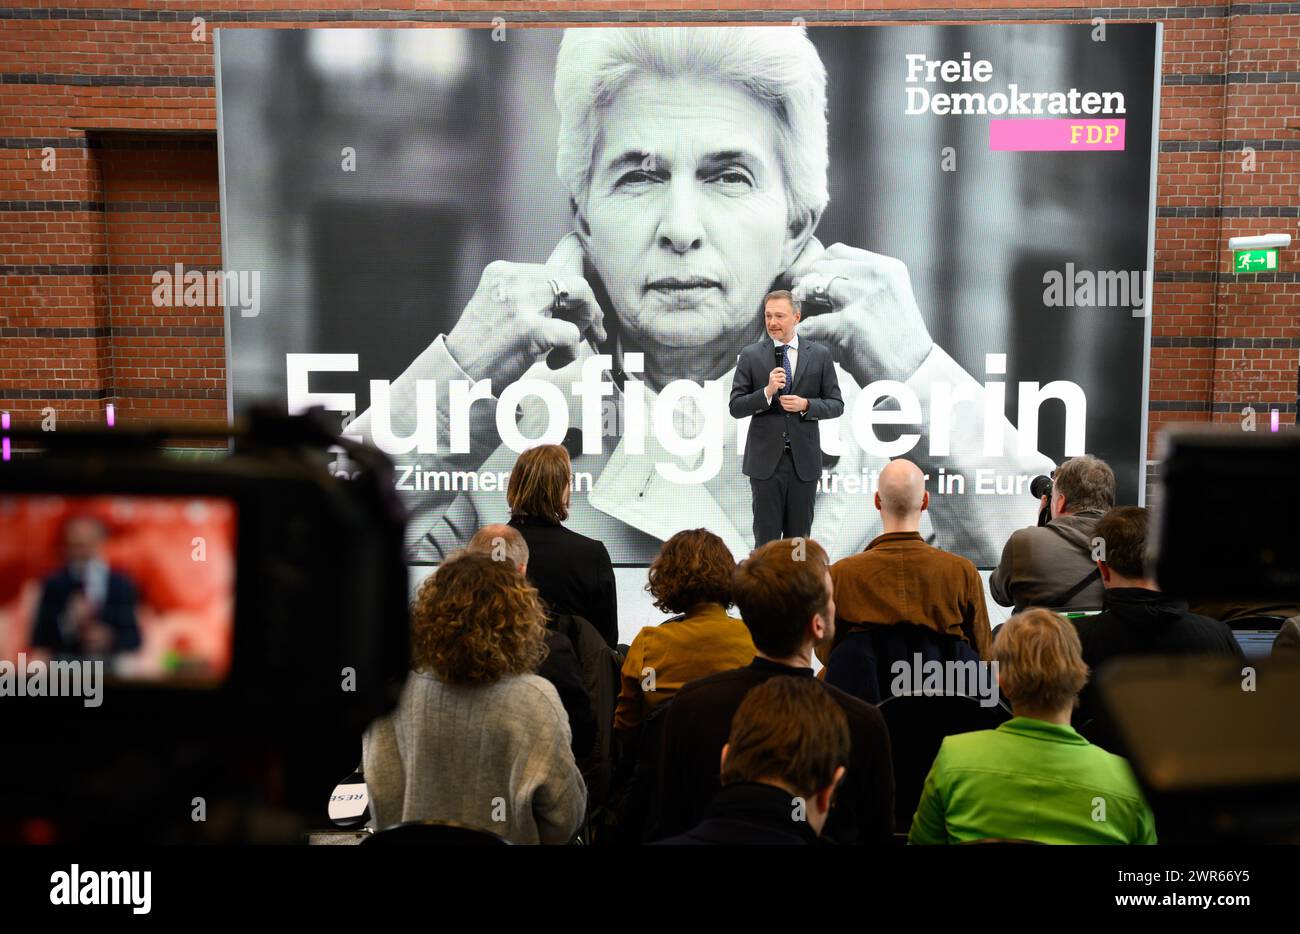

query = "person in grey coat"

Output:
[[362, 553, 586, 844], [990, 455, 1116, 613]]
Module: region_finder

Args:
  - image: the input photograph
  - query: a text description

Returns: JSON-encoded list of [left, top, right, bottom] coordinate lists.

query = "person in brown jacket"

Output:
[[823, 458, 992, 662]]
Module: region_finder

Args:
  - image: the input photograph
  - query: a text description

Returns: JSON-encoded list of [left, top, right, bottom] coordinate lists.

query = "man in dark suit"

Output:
[[32, 516, 141, 658], [729, 290, 843, 547]]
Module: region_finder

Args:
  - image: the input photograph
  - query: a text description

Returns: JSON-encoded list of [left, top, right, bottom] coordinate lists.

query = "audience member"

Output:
[[909, 608, 1156, 844], [1073, 506, 1241, 723], [654, 677, 849, 845], [990, 455, 1115, 612], [506, 444, 619, 647], [654, 538, 894, 845], [362, 553, 586, 844], [32, 516, 141, 658], [825, 458, 991, 661], [468, 525, 596, 757], [615, 529, 755, 732]]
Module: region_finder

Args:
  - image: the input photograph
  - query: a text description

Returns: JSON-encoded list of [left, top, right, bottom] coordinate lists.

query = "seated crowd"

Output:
[[361, 444, 1291, 844]]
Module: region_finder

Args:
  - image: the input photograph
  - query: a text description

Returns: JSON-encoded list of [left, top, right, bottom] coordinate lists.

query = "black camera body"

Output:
[[0, 409, 409, 842], [1152, 428, 1300, 599]]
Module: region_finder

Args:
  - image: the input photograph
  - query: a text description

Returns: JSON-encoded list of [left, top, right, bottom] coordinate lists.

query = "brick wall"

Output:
[[2, 1, 1297, 477]]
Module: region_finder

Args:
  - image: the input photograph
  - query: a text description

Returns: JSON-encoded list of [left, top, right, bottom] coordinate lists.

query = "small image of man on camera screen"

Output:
[[31, 516, 141, 660]]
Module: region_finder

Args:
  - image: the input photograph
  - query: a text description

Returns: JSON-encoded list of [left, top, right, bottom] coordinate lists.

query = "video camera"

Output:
[[1151, 426, 1300, 599], [1095, 426, 1300, 842], [0, 408, 410, 842]]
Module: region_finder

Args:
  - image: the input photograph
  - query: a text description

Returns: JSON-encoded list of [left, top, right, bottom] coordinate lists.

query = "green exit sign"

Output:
[[1234, 248, 1279, 272]]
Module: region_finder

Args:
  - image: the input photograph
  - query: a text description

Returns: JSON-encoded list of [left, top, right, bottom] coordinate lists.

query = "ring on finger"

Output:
[[548, 277, 570, 314], [814, 274, 846, 299]]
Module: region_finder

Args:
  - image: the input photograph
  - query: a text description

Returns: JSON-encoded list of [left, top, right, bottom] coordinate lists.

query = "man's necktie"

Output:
[[779, 344, 792, 396]]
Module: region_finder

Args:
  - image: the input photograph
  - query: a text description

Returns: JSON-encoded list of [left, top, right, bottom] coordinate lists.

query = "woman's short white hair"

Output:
[[554, 26, 829, 222]]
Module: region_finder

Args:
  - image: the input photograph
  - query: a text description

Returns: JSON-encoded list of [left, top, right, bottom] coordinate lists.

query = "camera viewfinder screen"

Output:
[[0, 495, 237, 684]]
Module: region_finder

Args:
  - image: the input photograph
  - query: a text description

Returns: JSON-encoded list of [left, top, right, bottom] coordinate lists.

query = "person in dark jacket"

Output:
[[655, 676, 848, 845], [1074, 506, 1241, 725], [505, 444, 619, 648], [990, 455, 1116, 613], [652, 537, 894, 845], [32, 516, 141, 658], [467, 525, 596, 758]]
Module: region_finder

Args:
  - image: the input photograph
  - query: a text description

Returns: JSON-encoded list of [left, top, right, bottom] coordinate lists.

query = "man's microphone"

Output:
[[774, 345, 784, 396]]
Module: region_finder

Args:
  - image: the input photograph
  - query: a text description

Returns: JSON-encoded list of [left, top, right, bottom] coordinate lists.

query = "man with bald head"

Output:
[[467, 523, 530, 574], [465, 524, 596, 758], [875, 457, 928, 520], [822, 459, 991, 698]]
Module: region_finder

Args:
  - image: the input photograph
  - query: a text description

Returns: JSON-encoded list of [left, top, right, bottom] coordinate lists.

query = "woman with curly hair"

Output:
[[614, 529, 756, 732], [362, 552, 586, 844]]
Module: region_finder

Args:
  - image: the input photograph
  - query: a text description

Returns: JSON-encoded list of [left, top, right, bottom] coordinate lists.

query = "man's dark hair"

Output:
[[721, 676, 849, 800], [1052, 455, 1116, 514], [1094, 505, 1150, 579], [732, 538, 829, 658]]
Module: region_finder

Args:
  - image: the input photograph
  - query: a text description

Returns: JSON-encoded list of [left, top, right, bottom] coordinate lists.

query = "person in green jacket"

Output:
[[909, 607, 1156, 844]]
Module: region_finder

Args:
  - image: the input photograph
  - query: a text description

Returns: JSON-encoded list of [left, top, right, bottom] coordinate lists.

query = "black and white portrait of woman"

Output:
[[218, 24, 1158, 565]]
